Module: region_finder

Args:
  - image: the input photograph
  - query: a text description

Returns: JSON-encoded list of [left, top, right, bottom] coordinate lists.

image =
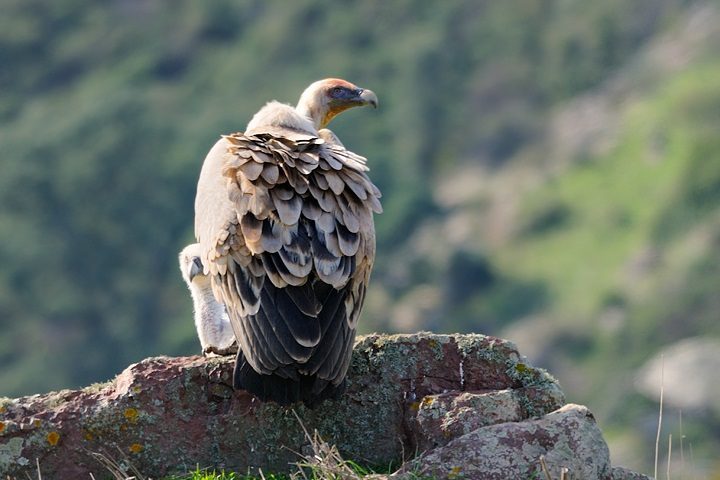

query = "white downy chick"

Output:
[[178, 244, 236, 355]]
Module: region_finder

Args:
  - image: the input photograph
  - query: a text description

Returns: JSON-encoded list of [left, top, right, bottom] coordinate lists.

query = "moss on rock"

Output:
[[0, 333, 565, 478]]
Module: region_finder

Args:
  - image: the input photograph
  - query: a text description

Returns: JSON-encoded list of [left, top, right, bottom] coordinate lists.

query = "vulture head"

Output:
[[179, 243, 206, 285], [296, 78, 378, 129]]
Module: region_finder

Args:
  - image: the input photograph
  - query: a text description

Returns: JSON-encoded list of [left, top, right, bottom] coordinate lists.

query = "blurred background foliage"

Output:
[[1, 0, 719, 475]]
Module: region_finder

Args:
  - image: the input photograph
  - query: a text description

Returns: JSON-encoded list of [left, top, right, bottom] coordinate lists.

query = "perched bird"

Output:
[[178, 243, 237, 355], [195, 79, 382, 406]]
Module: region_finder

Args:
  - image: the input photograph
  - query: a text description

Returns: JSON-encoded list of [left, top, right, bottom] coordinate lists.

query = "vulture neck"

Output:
[[295, 90, 329, 130], [190, 280, 229, 342], [245, 102, 317, 136]]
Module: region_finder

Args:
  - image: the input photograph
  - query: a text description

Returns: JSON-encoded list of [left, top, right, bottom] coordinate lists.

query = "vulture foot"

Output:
[[203, 343, 238, 357]]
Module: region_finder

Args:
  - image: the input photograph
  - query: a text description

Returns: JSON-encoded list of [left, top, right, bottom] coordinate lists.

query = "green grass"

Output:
[[163, 469, 248, 480], [160, 460, 385, 480], [163, 469, 287, 480], [160, 447, 393, 480]]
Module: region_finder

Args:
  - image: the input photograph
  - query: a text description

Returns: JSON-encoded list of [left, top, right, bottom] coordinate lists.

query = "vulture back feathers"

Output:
[[195, 79, 381, 406]]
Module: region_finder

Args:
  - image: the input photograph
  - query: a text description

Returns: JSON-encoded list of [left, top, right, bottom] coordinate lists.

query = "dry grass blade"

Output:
[[20, 458, 42, 480], [538, 457, 572, 480], [290, 410, 362, 480], [539, 456, 552, 480], [667, 434, 672, 480], [654, 354, 665, 480], [688, 442, 695, 480], [35, 459, 42, 480], [292, 430, 363, 480], [678, 410, 685, 480], [87, 446, 145, 480]]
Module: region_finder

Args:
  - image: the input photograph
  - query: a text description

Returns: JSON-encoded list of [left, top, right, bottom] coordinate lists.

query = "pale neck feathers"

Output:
[[245, 101, 317, 135]]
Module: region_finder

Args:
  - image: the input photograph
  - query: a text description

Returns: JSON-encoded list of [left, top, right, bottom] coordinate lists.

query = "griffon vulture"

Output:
[[195, 79, 381, 406], [178, 243, 237, 355]]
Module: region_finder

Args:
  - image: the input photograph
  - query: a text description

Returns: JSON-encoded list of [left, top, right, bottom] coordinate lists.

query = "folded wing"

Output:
[[195, 129, 381, 406]]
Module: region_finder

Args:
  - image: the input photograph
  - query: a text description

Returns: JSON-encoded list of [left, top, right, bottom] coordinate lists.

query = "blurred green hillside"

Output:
[[2, 0, 719, 475]]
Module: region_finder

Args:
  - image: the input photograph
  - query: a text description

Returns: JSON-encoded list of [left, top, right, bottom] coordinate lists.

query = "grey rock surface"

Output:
[[0, 333, 563, 477], [611, 466, 653, 480], [636, 336, 720, 414], [0, 333, 646, 479], [396, 404, 611, 480]]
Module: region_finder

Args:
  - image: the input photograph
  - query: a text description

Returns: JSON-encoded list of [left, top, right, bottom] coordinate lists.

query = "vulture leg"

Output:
[[203, 343, 239, 357]]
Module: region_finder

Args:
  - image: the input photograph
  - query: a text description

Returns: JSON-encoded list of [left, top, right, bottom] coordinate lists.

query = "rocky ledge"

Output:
[[0, 333, 648, 479]]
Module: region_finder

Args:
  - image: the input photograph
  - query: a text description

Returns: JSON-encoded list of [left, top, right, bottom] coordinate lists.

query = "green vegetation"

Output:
[[1, 0, 719, 475], [494, 58, 720, 468], [163, 468, 279, 480], [157, 431, 396, 479]]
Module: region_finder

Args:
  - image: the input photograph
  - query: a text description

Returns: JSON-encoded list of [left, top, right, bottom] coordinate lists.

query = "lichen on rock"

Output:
[[0, 333, 640, 479]]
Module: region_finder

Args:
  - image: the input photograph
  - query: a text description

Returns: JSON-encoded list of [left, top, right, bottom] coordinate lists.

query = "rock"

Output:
[[0, 333, 642, 479], [636, 336, 720, 414], [409, 384, 565, 452], [611, 466, 653, 480], [395, 404, 611, 480], [0, 333, 558, 477]]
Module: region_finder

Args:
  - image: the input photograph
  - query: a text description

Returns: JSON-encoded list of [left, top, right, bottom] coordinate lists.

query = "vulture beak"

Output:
[[358, 89, 378, 109], [188, 256, 203, 282]]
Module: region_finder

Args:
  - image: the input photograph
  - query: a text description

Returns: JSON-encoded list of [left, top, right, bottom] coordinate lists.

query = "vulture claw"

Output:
[[203, 343, 239, 357]]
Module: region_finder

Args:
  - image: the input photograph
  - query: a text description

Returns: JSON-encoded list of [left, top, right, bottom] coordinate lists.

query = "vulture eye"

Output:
[[330, 87, 346, 98]]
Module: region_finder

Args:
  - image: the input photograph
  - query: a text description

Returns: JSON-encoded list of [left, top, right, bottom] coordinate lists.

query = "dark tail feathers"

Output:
[[233, 350, 345, 408]]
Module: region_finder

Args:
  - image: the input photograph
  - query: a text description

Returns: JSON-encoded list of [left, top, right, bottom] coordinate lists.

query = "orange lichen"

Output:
[[448, 466, 462, 478], [129, 443, 144, 453], [123, 408, 139, 423], [420, 396, 436, 408], [33, 419, 41, 427], [46, 431, 60, 446], [0, 405, 6, 413], [409, 401, 421, 412], [0, 421, 5, 433]]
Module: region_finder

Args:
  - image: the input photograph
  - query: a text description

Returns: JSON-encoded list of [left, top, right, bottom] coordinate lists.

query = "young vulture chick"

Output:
[[195, 79, 381, 407], [178, 243, 237, 355]]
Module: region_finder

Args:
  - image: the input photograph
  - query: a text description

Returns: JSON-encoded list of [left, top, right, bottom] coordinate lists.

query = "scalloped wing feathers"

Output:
[[195, 125, 380, 406]]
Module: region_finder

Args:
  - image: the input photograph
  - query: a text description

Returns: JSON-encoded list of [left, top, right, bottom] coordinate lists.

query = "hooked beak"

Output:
[[188, 256, 203, 281], [358, 89, 378, 109]]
